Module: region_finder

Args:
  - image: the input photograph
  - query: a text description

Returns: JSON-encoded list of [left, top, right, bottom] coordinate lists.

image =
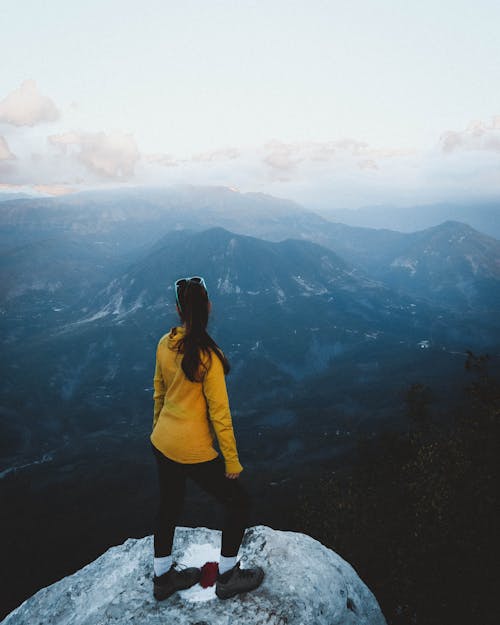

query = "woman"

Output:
[[150, 276, 264, 601]]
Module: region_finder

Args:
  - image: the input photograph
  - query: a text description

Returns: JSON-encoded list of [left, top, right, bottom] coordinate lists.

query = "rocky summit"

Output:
[[2, 525, 387, 625]]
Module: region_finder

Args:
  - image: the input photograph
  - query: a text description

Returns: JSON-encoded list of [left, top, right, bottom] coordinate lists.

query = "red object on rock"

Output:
[[199, 561, 219, 587]]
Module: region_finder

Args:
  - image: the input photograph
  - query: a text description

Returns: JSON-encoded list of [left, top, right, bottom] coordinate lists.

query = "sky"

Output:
[[0, 0, 499, 209]]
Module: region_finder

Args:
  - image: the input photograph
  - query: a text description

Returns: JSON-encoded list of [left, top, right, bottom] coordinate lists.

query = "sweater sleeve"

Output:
[[202, 351, 243, 474], [152, 346, 166, 430]]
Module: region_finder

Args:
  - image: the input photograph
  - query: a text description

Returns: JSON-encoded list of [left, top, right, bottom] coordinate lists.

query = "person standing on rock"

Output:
[[150, 275, 264, 601]]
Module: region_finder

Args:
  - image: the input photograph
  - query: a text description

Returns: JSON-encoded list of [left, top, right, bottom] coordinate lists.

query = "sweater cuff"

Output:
[[224, 458, 244, 474]]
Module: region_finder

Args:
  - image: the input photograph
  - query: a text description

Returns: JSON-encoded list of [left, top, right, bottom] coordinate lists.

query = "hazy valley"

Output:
[[2, 187, 499, 474]]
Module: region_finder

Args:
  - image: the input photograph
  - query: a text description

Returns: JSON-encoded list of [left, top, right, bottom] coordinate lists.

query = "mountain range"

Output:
[[2, 186, 499, 313], [316, 219, 500, 311], [313, 199, 500, 239], [2, 186, 499, 473], [1, 185, 498, 625]]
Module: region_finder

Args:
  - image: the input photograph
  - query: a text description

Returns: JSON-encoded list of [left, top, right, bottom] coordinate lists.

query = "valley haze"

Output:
[[1, 184, 499, 465]]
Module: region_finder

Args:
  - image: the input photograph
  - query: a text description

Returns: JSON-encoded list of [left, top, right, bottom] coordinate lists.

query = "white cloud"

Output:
[[32, 184, 76, 196], [440, 115, 500, 153], [190, 147, 241, 163], [48, 130, 140, 179], [259, 138, 415, 180], [47, 131, 81, 153], [144, 152, 179, 167], [1, 115, 498, 208], [0, 80, 60, 127], [358, 159, 378, 170], [262, 140, 305, 181], [0, 136, 16, 160], [144, 147, 241, 168]]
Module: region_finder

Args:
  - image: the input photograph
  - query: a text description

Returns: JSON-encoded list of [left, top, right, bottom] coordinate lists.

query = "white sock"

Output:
[[219, 555, 237, 575], [154, 554, 173, 577]]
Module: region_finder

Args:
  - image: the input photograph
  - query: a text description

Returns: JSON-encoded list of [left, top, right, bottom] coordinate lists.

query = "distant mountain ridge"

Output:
[[1, 185, 499, 324], [0, 192, 34, 202], [0, 185, 326, 254], [2, 186, 499, 240], [318, 220, 500, 311], [1, 184, 499, 297], [315, 199, 500, 239], [378, 220, 500, 310]]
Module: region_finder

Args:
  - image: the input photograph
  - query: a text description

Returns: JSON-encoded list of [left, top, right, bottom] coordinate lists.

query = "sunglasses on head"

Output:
[[174, 276, 209, 311]]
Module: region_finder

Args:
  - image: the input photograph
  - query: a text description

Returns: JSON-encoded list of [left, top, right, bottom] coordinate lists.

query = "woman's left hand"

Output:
[[225, 472, 240, 479]]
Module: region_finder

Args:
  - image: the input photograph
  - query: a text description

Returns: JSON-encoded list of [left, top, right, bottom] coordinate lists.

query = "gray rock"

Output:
[[2, 525, 387, 625]]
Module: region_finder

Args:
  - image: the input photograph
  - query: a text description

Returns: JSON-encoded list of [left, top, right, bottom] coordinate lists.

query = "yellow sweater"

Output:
[[150, 326, 243, 474]]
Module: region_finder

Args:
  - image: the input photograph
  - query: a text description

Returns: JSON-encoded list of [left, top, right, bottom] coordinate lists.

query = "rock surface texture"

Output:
[[2, 525, 387, 625]]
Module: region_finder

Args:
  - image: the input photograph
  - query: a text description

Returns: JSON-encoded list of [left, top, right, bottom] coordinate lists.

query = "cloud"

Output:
[[0, 80, 60, 127], [2, 113, 498, 209], [190, 147, 241, 163], [0, 136, 16, 160], [262, 140, 305, 181], [144, 152, 179, 167], [32, 184, 75, 196], [47, 131, 80, 153], [48, 130, 140, 179], [144, 147, 241, 169], [440, 115, 500, 153], [368, 147, 418, 159], [358, 159, 379, 170], [313, 138, 369, 158], [260, 138, 410, 180]]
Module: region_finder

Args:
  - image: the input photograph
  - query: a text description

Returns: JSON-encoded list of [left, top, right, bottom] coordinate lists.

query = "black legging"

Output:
[[151, 441, 252, 558]]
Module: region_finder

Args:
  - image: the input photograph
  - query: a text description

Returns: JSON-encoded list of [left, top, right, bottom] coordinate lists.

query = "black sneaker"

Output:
[[153, 561, 201, 601], [215, 560, 265, 600]]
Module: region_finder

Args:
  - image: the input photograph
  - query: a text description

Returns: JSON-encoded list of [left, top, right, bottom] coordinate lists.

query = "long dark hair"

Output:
[[174, 280, 230, 382]]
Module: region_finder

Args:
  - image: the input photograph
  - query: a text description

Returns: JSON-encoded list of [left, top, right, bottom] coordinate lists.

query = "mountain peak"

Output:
[[418, 219, 500, 247], [435, 219, 474, 232], [2, 525, 387, 625]]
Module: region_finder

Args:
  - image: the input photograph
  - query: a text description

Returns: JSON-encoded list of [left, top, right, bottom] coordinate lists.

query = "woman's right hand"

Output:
[[225, 472, 240, 479]]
